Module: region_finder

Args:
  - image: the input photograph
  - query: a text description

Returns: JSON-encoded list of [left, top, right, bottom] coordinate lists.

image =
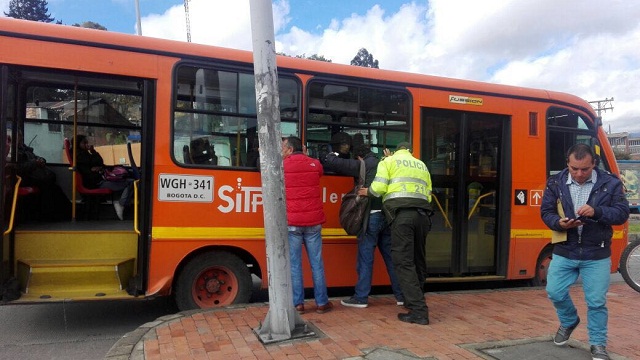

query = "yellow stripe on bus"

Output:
[[152, 227, 352, 239], [511, 229, 625, 239], [153, 227, 626, 241]]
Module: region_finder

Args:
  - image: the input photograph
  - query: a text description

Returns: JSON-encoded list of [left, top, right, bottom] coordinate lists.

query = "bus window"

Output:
[[22, 81, 142, 167], [306, 81, 410, 158], [546, 107, 600, 175], [173, 65, 299, 168]]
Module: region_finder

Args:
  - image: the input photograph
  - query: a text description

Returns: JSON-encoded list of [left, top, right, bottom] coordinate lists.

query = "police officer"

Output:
[[360, 141, 433, 325]]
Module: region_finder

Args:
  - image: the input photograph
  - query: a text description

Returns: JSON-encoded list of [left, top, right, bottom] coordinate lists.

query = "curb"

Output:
[[105, 313, 185, 360], [104, 303, 266, 359]]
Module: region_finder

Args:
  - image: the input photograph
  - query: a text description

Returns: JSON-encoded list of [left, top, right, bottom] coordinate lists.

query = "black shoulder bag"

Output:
[[339, 159, 369, 235]]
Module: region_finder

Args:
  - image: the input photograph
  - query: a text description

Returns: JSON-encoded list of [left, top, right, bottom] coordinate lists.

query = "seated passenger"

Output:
[[190, 137, 217, 165], [16, 131, 71, 221], [73, 135, 133, 220]]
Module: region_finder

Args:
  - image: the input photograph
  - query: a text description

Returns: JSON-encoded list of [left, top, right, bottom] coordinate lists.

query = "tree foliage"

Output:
[[295, 54, 332, 62], [4, 0, 55, 23], [72, 21, 108, 30], [277, 52, 332, 63], [350, 48, 379, 68]]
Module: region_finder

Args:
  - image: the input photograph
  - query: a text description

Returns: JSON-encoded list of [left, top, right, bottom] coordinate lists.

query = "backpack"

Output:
[[339, 159, 369, 235]]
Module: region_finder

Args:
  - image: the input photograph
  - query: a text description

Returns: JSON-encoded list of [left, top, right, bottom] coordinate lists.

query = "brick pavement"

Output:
[[107, 283, 640, 360]]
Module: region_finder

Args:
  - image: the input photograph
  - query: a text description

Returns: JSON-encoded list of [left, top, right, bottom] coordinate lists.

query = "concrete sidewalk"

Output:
[[106, 283, 640, 360]]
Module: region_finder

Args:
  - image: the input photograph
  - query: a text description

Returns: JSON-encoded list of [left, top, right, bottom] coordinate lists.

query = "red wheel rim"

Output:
[[191, 265, 239, 308], [537, 254, 552, 286]]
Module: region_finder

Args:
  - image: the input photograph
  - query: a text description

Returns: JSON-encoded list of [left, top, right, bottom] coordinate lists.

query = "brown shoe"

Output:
[[295, 304, 305, 314], [316, 301, 333, 314]]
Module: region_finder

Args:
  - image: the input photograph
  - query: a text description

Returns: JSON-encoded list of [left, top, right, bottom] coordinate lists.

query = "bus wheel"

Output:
[[532, 247, 553, 287], [620, 240, 640, 293], [175, 251, 252, 310]]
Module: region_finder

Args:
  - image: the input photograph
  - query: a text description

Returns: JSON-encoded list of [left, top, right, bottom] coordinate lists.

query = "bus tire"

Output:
[[532, 247, 553, 287], [620, 240, 640, 293], [175, 251, 252, 310]]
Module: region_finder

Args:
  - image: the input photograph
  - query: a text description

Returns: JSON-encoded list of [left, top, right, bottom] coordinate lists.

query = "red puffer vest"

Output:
[[283, 153, 326, 226]]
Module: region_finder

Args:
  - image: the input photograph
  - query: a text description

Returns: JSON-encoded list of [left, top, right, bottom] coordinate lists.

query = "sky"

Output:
[[2, 0, 639, 134]]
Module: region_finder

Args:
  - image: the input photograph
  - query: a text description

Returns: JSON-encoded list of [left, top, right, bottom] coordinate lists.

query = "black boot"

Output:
[[398, 311, 429, 325]]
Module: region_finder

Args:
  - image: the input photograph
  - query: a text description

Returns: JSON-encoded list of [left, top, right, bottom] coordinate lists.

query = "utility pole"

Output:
[[249, 0, 312, 344], [589, 97, 614, 117], [184, 0, 191, 42], [134, 0, 142, 35]]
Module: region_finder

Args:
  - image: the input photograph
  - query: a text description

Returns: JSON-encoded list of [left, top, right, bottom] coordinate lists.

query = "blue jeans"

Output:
[[353, 211, 404, 303], [288, 224, 329, 307], [546, 254, 610, 346], [100, 178, 134, 206]]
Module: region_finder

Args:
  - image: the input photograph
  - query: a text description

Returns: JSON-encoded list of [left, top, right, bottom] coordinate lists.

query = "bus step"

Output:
[[16, 258, 135, 296]]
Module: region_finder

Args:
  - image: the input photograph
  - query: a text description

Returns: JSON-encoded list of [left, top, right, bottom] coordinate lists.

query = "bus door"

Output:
[[1, 65, 17, 286], [0, 65, 151, 300], [421, 108, 509, 278]]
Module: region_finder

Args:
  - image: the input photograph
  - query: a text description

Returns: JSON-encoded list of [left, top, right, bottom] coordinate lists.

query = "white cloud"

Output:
[[0, 0, 11, 13], [141, 0, 290, 50], [140, 0, 640, 133]]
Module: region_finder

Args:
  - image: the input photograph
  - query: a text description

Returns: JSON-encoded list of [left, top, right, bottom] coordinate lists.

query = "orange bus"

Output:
[[0, 18, 628, 310]]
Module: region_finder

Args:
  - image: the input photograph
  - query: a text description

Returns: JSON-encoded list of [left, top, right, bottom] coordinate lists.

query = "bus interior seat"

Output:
[[183, 145, 191, 164], [16, 180, 41, 222], [63, 138, 113, 219], [126, 142, 140, 179]]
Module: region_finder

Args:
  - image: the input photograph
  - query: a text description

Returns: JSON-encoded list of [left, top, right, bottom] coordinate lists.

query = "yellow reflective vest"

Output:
[[369, 149, 432, 204]]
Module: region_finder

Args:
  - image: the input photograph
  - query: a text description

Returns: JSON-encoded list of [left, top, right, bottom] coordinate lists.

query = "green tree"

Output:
[[72, 21, 108, 31], [350, 48, 379, 68], [296, 54, 332, 62], [4, 0, 55, 23], [278, 52, 332, 62]]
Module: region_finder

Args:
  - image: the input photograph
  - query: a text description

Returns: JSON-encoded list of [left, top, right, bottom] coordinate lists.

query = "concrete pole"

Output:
[[134, 0, 142, 35], [249, 0, 306, 343]]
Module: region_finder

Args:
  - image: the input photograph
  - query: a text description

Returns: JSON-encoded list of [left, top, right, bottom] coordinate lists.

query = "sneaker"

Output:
[[295, 304, 305, 314], [553, 317, 580, 346], [396, 300, 404, 306], [316, 301, 333, 314], [397, 312, 429, 325], [590, 345, 609, 360], [113, 202, 124, 220], [341, 297, 368, 308]]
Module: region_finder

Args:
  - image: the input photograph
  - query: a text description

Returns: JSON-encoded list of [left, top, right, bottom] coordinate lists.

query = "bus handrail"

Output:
[[431, 194, 453, 229], [133, 179, 140, 235], [4, 176, 23, 236], [468, 191, 496, 220]]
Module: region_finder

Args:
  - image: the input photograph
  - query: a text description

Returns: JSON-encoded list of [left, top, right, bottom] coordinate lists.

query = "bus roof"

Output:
[[0, 17, 594, 116]]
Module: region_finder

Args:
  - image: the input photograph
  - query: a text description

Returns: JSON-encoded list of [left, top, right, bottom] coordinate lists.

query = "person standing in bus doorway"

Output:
[[73, 135, 134, 220], [323, 143, 404, 308], [541, 143, 629, 360], [363, 141, 433, 325], [282, 136, 333, 314]]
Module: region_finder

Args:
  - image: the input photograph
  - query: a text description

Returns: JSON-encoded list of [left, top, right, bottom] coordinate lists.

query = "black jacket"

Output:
[[540, 167, 629, 260], [76, 149, 105, 189], [323, 151, 384, 233]]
